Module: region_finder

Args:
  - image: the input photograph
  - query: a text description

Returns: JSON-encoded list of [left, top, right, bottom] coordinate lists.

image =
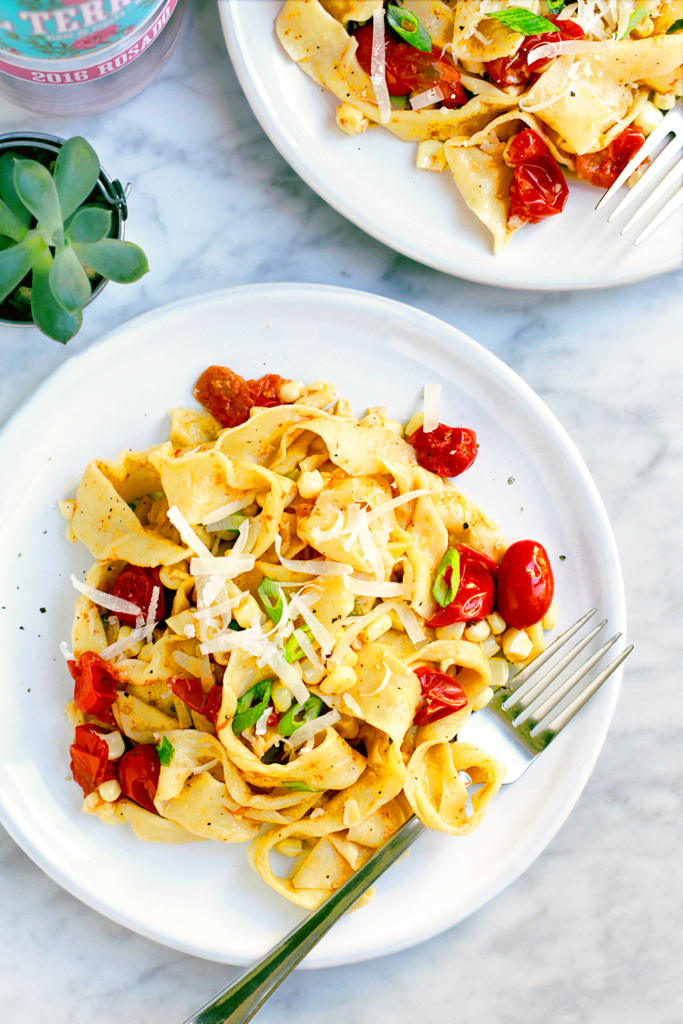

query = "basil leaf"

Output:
[[155, 735, 175, 766], [432, 547, 461, 608], [488, 8, 556, 35], [281, 780, 320, 792], [619, 8, 650, 39], [387, 4, 432, 52], [278, 695, 324, 737], [284, 625, 314, 664], [232, 679, 272, 734], [667, 18, 683, 33], [545, 0, 565, 11], [258, 577, 285, 624]]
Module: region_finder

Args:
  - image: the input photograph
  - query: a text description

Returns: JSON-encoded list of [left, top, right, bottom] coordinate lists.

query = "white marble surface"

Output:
[[1, 3, 682, 1022]]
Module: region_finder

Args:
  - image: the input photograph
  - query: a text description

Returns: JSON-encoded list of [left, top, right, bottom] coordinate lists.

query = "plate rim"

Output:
[[0, 282, 627, 966], [218, 0, 682, 292]]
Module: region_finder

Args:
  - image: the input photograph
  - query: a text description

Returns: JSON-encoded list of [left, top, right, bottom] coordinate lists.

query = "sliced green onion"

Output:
[[488, 8, 556, 35], [232, 679, 272, 734], [205, 512, 245, 534], [619, 8, 650, 39], [432, 547, 461, 608], [278, 695, 324, 737], [284, 625, 314, 664], [545, 0, 565, 11], [387, 4, 432, 51], [258, 577, 285, 624], [228, 620, 244, 631], [281, 780, 320, 792], [155, 735, 175, 766]]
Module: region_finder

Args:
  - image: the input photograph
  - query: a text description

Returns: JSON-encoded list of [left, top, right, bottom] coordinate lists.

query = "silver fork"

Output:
[[595, 100, 682, 245], [182, 611, 632, 1024]]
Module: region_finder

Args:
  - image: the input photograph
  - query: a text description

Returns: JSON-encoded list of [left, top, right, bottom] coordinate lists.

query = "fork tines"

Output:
[[503, 609, 633, 738], [595, 101, 682, 245]]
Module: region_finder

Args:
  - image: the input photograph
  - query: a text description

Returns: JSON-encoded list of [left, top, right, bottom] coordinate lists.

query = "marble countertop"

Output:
[[1, 3, 682, 1022]]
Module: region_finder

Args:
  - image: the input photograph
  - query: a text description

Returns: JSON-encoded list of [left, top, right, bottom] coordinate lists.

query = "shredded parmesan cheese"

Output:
[[344, 576, 408, 598], [423, 383, 441, 434], [285, 709, 340, 749], [60, 641, 74, 661], [289, 594, 335, 655], [190, 556, 256, 577], [274, 534, 349, 576], [365, 488, 430, 525], [410, 86, 444, 110], [392, 602, 426, 644], [167, 505, 211, 558], [371, 7, 391, 124], [69, 575, 141, 617], [343, 693, 363, 717], [202, 497, 252, 525]]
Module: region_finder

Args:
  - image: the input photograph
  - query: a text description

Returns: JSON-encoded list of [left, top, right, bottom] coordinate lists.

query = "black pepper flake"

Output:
[[40, 607, 46, 613], [19, 626, 24, 630], [463, 523, 469, 530], [559, 555, 566, 561], [508, 477, 515, 485]]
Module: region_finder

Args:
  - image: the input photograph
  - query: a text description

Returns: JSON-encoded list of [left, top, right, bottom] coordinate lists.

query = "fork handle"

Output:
[[182, 816, 426, 1024]]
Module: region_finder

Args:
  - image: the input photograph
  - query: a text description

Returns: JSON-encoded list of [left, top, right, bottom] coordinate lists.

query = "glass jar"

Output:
[[0, 0, 186, 115]]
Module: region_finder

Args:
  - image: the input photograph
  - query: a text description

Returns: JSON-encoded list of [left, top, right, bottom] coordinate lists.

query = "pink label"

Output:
[[0, 0, 176, 82]]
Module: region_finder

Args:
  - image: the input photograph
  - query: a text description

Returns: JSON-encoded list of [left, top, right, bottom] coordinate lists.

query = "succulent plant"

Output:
[[0, 136, 148, 343]]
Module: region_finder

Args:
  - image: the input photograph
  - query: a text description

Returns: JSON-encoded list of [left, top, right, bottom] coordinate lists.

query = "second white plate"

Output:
[[0, 284, 625, 966], [219, 0, 682, 290]]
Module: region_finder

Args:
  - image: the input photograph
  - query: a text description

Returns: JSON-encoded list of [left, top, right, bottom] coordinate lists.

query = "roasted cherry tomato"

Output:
[[117, 744, 160, 814], [68, 651, 119, 723], [413, 666, 468, 726], [194, 365, 290, 428], [408, 423, 477, 477], [111, 564, 168, 627], [485, 18, 584, 90], [496, 540, 554, 630], [506, 129, 569, 224], [354, 24, 466, 106], [456, 543, 499, 579], [168, 677, 223, 727], [576, 126, 646, 189], [427, 547, 496, 627], [69, 724, 118, 797]]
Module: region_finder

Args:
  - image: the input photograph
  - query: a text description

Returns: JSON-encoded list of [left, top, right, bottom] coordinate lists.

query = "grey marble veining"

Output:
[[1, 2, 682, 1022]]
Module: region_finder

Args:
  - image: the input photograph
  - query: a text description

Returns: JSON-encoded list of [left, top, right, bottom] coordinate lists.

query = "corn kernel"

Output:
[[234, 595, 264, 629], [335, 713, 360, 740], [502, 628, 534, 663], [435, 621, 465, 641], [336, 102, 370, 135], [102, 730, 126, 759], [320, 666, 357, 694], [488, 657, 509, 689], [654, 92, 677, 111], [279, 380, 304, 403], [464, 620, 491, 642], [340, 649, 358, 668], [272, 682, 293, 714], [138, 642, 155, 663], [276, 838, 303, 857], [634, 100, 664, 135], [297, 470, 325, 498], [300, 453, 327, 473], [98, 779, 122, 802], [486, 612, 506, 635], [301, 659, 325, 686], [541, 602, 558, 631], [360, 613, 393, 643], [416, 139, 447, 172], [471, 686, 494, 711], [482, 635, 500, 659], [630, 15, 653, 38]]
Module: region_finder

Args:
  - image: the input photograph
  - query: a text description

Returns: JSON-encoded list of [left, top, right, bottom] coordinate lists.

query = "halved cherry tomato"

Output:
[[68, 651, 119, 723], [496, 540, 554, 630], [354, 24, 466, 106], [506, 129, 568, 224], [427, 546, 496, 627], [413, 666, 468, 726], [69, 724, 118, 796], [576, 126, 646, 189], [168, 677, 223, 727], [485, 18, 584, 90], [194, 366, 290, 428], [117, 744, 160, 814], [407, 424, 477, 477], [111, 564, 169, 627]]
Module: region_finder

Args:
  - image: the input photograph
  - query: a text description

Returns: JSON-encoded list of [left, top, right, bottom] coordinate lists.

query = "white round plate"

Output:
[[0, 284, 625, 967], [219, 0, 682, 290]]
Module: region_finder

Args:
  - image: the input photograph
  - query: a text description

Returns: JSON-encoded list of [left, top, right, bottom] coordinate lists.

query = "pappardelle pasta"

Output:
[[61, 367, 558, 909], [276, 0, 682, 252]]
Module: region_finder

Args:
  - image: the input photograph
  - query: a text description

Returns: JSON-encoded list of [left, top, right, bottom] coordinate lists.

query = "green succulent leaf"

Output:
[[66, 205, 112, 244], [49, 241, 92, 312], [0, 153, 31, 226], [72, 238, 149, 283], [0, 197, 29, 243], [13, 158, 63, 238], [0, 235, 12, 252], [54, 136, 100, 221], [0, 231, 47, 305], [30, 249, 82, 343]]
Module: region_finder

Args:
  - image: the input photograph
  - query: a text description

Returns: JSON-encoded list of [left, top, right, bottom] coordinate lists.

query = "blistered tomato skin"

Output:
[[111, 564, 168, 627], [496, 540, 554, 630], [194, 366, 290, 428], [426, 555, 496, 627], [117, 744, 160, 814], [408, 424, 478, 477], [354, 24, 467, 106], [413, 666, 468, 726]]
